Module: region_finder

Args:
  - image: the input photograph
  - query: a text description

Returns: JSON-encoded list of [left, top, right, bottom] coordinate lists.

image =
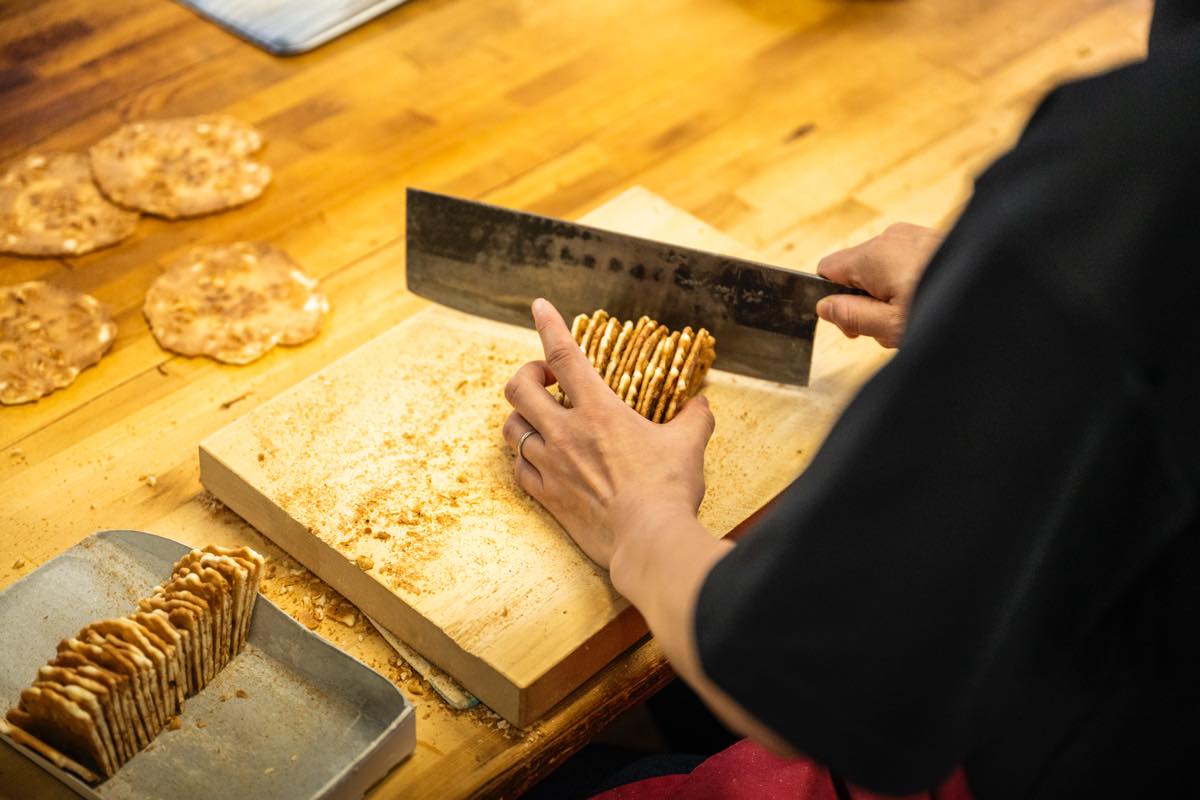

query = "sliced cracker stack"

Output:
[[0, 544, 264, 784], [563, 309, 717, 422]]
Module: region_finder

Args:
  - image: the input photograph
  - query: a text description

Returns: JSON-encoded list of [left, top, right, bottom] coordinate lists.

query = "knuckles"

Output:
[[544, 342, 581, 371]]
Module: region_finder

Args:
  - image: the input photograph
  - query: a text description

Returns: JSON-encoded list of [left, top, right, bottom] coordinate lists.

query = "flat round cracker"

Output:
[[143, 242, 328, 365], [611, 316, 652, 390], [0, 152, 138, 256], [603, 320, 634, 386], [90, 115, 270, 219], [0, 281, 117, 405], [654, 327, 692, 422]]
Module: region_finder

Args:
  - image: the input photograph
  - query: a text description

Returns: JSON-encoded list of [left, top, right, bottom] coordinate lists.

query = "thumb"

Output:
[[669, 394, 716, 443], [816, 294, 902, 346]]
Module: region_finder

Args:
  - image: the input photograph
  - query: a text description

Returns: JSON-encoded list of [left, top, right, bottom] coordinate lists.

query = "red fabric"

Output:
[[591, 739, 973, 800]]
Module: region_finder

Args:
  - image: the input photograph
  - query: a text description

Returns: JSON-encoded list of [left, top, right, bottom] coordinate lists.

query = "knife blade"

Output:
[[405, 188, 863, 385]]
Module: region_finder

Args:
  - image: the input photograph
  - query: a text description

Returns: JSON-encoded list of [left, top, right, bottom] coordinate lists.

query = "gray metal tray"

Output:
[[0, 530, 415, 799], [173, 0, 413, 56]]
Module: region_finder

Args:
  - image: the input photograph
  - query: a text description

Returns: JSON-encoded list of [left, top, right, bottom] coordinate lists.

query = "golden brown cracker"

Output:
[[592, 317, 619, 372], [665, 328, 708, 422], [1, 716, 101, 783], [0, 152, 138, 256], [653, 327, 692, 422], [570, 313, 588, 344], [600, 321, 638, 386], [638, 332, 677, 417], [610, 319, 644, 391], [142, 241, 328, 365], [89, 115, 270, 219], [1, 281, 117, 405]]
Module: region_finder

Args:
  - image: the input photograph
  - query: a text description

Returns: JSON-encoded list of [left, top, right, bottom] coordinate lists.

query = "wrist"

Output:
[[608, 502, 724, 606]]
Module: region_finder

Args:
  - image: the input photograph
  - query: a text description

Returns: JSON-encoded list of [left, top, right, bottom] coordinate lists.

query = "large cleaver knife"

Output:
[[405, 188, 863, 386]]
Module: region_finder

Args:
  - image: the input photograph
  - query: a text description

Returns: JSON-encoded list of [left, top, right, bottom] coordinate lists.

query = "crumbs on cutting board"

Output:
[[193, 490, 517, 724]]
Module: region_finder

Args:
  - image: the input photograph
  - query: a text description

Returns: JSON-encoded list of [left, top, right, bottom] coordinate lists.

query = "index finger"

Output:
[[530, 298, 608, 402]]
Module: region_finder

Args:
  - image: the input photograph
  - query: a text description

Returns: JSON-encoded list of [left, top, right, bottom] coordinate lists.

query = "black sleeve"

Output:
[[1151, 0, 1200, 51], [693, 41, 1200, 794]]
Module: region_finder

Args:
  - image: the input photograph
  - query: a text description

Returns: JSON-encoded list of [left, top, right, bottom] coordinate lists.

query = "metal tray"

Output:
[[173, 0, 413, 56], [0, 530, 415, 799]]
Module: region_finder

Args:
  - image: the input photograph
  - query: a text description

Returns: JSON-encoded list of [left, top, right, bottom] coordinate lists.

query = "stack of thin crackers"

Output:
[[565, 309, 717, 422], [0, 544, 264, 784]]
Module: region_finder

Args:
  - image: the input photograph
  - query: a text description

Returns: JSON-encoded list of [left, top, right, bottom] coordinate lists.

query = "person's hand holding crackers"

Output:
[[502, 299, 717, 572]]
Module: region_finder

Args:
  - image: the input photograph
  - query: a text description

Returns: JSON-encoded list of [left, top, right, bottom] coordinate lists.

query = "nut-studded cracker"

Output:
[[637, 332, 678, 418], [603, 319, 638, 387], [611, 316, 653, 390], [0, 716, 100, 783], [11, 686, 114, 778], [36, 667, 130, 766], [570, 313, 589, 343], [89, 115, 270, 219], [654, 327, 692, 422], [592, 317, 620, 373], [690, 335, 717, 392], [143, 241, 329, 365], [31, 680, 121, 775], [0, 152, 138, 256], [49, 653, 138, 761], [1, 281, 117, 405], [579, 309, 608, 363], [624, 324, 667, 407], [665, 328, 709, 423]]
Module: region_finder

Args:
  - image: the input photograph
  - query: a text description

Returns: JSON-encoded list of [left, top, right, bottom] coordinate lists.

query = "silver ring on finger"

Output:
[[517, 429, 538, 462]]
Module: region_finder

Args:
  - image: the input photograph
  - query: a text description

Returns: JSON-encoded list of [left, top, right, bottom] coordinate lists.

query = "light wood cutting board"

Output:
[[199, 187, 889, 726]]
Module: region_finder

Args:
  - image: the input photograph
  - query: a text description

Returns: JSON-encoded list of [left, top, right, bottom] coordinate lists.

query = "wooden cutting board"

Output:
[[199, 187, 888, 726]]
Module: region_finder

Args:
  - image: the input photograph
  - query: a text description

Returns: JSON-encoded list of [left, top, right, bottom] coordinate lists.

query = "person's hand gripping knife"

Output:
[[501, 297, 794, 752], [815, 223, 944, 348]]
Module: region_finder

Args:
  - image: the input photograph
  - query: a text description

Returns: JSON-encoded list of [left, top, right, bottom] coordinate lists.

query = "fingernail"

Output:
[[815, 298, 831, 320], [532, 298, 550, 318]]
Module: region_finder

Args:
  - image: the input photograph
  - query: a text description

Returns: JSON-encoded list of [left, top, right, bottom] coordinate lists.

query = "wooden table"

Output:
[[1, 1, 1147, 797]]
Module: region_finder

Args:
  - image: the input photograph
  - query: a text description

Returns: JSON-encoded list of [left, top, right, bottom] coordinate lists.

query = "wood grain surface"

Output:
[[1, 1, 1149, 797]]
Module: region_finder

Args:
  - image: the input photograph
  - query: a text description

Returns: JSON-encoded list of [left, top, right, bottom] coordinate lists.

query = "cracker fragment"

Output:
[[1, 281, 117, 405], [90, 115, 270, 218], [0, 152, 138, 256], [143, 241, 328, 365]]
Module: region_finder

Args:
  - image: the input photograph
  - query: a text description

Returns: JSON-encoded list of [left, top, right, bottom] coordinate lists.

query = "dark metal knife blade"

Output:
[[405, 188, 862, 385]]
